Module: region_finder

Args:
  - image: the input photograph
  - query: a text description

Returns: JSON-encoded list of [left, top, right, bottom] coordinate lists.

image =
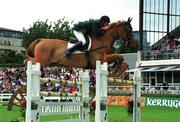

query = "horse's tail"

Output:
[[26, 39, 41, 57]]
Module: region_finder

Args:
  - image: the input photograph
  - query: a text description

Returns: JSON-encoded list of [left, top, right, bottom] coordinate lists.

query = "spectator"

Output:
[[163, 81, 168, 90]]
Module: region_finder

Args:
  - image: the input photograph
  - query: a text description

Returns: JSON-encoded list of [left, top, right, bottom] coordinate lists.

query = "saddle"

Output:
[[67, 36, 92, 54]]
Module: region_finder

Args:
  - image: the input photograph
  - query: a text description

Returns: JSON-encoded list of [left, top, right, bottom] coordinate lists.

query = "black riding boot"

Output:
[[65, 41, 82, 59]]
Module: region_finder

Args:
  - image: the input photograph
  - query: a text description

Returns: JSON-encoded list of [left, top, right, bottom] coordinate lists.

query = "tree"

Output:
[[22, 20, 52, 48], [22, 18, 74, 48], [51, 17, 74, 40], [0, 50, 24, 65]]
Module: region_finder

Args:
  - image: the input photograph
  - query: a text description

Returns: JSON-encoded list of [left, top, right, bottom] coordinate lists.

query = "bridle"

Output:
[[89, 21, 133, 52], [124, 22, 132, 42], [85, 20, 133, 67]]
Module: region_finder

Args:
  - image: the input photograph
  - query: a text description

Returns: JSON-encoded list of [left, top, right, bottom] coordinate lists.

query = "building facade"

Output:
[[140, 0, 180, 49], [134, 0, 180, 88], [0, 27, 25, 55]]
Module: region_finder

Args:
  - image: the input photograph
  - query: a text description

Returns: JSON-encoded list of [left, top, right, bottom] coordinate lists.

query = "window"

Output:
[[165, 71, 172, 83], [157, 72, 163, 83], [174, 71, 180, 83]]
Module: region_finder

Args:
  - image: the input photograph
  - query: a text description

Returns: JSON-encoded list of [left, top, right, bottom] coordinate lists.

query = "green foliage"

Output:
[[22, 17, 74, 48], [22, 20, 52, 48], [0, 50, 24, 65], [52, 17, 74, 40]]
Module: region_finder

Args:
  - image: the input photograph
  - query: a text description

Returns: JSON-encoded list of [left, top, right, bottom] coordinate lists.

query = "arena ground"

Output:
[[0, 105, 180, 122]]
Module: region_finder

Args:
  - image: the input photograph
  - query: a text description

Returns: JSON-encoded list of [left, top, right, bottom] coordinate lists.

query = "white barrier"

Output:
[[25, 60, 141, 122], [95, 61, 141, 122], [133, 69, 141, 122], [0, 94, 14, 103], [25, 61, 90, 122], [95, 61, 108, 122]]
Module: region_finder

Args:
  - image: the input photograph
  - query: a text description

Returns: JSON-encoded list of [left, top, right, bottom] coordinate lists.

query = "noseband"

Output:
[[91, 22, 133, 52]]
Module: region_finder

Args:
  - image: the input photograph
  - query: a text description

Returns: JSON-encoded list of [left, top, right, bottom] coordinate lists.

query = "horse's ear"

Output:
[[127, 17, 132, 23]]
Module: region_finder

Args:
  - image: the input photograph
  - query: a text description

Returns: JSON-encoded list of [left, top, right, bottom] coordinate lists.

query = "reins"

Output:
[[88, 29, 117, 53], [87, 29, 117, 63], [84, 21, 132, 67]]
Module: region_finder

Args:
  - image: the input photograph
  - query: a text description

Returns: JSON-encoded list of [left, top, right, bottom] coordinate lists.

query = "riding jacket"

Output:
[[73, 20, 105, 37]]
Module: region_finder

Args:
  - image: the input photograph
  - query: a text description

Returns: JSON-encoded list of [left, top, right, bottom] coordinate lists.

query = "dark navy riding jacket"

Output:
[[73, 20, 105, 37]]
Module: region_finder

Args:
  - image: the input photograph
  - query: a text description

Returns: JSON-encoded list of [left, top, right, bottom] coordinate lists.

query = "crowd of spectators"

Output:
[[0, 67, 26, 93], [0, 66, 96, 94], [142, 37, 180, 60], [158, 38, 180, 51]]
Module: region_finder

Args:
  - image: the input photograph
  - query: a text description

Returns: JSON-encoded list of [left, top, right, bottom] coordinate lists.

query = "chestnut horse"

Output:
[[25, 18, 134, 69]]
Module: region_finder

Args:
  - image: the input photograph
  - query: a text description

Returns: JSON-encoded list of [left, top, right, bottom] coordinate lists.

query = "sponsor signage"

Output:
[[107, 96, 145, 106], [146, 97, 180, 108]]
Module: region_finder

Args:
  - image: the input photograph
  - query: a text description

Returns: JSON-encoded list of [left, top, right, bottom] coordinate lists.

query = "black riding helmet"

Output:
[[99, 15, 110, 24]]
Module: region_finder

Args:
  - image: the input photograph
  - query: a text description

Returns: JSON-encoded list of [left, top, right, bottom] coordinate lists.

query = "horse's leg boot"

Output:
[[64, 41, 82, 59]]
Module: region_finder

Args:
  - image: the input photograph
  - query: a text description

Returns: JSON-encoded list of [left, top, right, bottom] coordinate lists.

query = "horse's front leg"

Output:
[[104, 53, 124, 66], [104, 53, 124, 76]]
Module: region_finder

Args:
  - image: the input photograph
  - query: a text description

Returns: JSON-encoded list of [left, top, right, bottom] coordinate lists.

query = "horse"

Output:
[[25, 18, 134, 70]]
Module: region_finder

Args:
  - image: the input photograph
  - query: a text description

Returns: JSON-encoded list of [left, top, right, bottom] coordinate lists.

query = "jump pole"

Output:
[[95, 60, 108, 122], [26, 61, 41, 122], [133, 69, 142, 122]]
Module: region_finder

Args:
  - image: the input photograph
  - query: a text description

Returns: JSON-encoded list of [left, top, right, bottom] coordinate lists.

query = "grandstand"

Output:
[[130, 0, 180, 93]]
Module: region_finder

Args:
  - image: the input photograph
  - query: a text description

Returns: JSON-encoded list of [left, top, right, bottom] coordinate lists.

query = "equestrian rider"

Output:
[[64, 15, 110, 59]]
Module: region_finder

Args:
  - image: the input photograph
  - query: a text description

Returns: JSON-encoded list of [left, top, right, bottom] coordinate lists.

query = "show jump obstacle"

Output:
[[25, 60, 141, 122], [95, 61, 141, 122], [25, 61, 90, 122]]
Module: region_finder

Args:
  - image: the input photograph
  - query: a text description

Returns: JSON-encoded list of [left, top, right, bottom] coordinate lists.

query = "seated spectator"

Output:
[[163, 81, 168, 90]]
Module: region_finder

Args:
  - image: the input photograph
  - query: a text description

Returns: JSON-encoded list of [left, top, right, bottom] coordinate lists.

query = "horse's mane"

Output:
[[93, 20, 126, 39]]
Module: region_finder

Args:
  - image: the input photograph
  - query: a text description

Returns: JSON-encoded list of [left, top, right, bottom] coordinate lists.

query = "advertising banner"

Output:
[[107, 96, 145, 107], [145, 97, 180, 108]]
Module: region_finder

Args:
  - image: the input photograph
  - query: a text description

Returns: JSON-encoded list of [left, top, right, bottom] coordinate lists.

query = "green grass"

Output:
[[141, 106, 180, 122], [0, 105, 180, 122], [0, 105, 24, 122]]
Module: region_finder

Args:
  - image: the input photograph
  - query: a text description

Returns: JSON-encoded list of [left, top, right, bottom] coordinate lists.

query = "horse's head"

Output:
[[106, 18, 134, 48]]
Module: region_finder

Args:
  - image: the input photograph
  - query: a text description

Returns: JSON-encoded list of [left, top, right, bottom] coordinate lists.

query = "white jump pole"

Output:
[[95, 60, 108, 122], [26, 61, 41, 122], [79, 71, 90, 122], [133, 69, 142, 122]]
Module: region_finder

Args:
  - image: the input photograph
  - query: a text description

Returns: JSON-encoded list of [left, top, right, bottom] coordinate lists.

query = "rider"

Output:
[[64, 15, 110, 59]]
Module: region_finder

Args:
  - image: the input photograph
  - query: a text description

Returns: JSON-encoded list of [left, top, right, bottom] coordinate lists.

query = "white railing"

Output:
[[0, 93, 13, 102], [108, 86, 180, 95], [142, 49, 180, 61], [0, 94, 80, 103], [141, 86, 180, 95]]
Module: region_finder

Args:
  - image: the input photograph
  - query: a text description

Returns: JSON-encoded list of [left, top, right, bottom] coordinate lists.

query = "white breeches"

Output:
[[73, 30, 86, 45]]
